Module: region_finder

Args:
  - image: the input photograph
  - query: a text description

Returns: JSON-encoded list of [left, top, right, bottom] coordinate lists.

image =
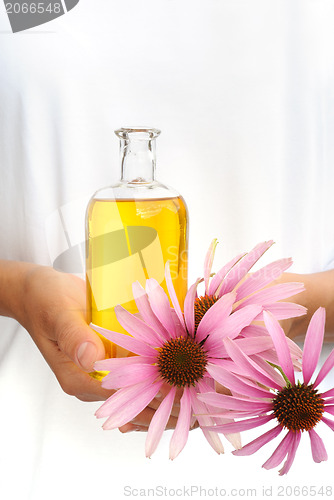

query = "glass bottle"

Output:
[[86, 127, 188, 359]]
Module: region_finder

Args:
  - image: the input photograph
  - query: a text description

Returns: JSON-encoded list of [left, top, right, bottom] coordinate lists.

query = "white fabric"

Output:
[[0, 1, 334, 498]]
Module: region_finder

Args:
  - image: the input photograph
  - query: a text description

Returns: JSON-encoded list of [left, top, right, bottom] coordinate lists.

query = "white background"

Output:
[[0, 1, 334, 499]]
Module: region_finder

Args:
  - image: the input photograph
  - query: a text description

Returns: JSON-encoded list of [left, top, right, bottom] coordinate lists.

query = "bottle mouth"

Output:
[[115, 127, 161, 140]]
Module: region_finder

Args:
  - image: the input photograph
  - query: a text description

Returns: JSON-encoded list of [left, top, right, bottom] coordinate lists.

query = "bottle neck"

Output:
[[115, 128, 161, 184]]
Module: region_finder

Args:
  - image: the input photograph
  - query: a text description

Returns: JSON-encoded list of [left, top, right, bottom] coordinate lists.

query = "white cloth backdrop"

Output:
[[0, 1, 334, 499]]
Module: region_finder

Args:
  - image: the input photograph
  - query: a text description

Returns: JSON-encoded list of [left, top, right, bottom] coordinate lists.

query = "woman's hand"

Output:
[[0, 261, 179, 429], [7, 262, 112, 401], [276, 270, 334, 342]]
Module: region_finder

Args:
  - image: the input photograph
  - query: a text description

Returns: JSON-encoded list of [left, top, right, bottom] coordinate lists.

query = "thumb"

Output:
[[55, 315, 106, 372], [76, 337, 106, 372]]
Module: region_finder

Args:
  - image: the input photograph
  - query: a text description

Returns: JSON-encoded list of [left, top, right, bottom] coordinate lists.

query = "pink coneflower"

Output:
[[193, 239, 306, 331], [91, 269, 253, 459], [188, 240, 305, 369], [200, 307, 334, 475], [91, 240, 306, 459]]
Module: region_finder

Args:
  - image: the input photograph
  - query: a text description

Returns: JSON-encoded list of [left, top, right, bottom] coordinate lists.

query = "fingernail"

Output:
[[76, 341, 98, 371]]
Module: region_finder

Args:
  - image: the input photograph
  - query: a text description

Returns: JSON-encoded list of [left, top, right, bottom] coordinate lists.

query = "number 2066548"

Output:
[[277, 485, 332, 497], [5, 3, 62, 14]]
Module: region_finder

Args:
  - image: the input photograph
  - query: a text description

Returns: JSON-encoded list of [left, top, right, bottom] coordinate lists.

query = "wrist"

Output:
[[0, 260, 38, 324]]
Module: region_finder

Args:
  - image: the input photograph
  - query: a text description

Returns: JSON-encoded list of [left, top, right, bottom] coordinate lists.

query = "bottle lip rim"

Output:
[[115, 127, 161, 139]]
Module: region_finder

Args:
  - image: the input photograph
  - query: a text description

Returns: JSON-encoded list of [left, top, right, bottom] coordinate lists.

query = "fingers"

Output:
[[215, 382, 232, 395], [118, 405, 179, 433], [153, 383, 183, 417], [47, 310, 106, 372], [37, 335, 113, 401], [119, 409, 199, 433], [117, 386, 199, 433], [119, 423, 147, 433]]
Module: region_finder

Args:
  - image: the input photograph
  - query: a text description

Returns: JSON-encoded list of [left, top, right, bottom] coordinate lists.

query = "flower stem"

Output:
[[268, 362, 292, 388]]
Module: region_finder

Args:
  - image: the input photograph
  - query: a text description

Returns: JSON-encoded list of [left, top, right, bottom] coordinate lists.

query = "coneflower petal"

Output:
[[204, 415, 273, 434], [198, 392, 273, 412], [102, 387, 163, 430], [132, 281, 170, 340], [325, 406, 334, 416], [322, 416, 334, 431], [198, 379, 240, 449], [204, 238, 218, 294], [322, 388, 334, 398], [165, 261, 186, 332], [309, 428, 328, 463], [253, 302, 307, 321], [115, 305, 164, 346], [250, 354, 287, 387], [208, 252, 246, 296], [206, 363, 273, 399], [314, 348, 334, 388], [184, 278, 202, 336], [208, 305, 263, 344], [262, 431, 294, 470], [207, 408, 274, 419], [237, 282, 305, 309], [224, 337, 283, 390], [94, 355, 153, 372], [240, 324, 268, 337], [236, 258, 293, 301], [146, 279, 177, 338], [218, 241, 274, 297], [286, 337, 303, 359], [278, 431, 301, 475], [196, 291, 236, 343], [169, 389, 192, 460], [145, 387, 176, 458], [90, 324, 157, 357], [96, 379, 163, 422], [210, 336, 274, 358], [190, 384, 225, 454], [232, 425, 282, 456], [263, 311, 295, 385], [303, 307, 326, 385], [101, 364, 159, 390]]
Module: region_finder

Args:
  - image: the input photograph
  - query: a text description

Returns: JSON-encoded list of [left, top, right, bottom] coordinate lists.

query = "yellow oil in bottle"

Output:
[[86, 196, 188, 360]]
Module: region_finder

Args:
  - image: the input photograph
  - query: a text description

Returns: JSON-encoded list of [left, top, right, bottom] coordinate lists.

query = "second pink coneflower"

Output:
[[200, 307, 334, 475]]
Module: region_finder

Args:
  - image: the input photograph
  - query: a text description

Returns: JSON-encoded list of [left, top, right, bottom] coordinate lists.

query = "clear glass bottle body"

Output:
[[86, 128, 188, 358]]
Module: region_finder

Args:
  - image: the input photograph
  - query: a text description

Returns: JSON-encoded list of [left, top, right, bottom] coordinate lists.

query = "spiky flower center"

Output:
[[157, 337, 208, 387], [194, 294, 219, 331], [273, 383, 325, 432]]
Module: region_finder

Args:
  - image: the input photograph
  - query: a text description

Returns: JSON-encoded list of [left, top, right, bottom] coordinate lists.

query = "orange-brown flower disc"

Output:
[[273, 383, 325, 432], [157, 337, 208, 387], [194, 294, 219, 331]]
